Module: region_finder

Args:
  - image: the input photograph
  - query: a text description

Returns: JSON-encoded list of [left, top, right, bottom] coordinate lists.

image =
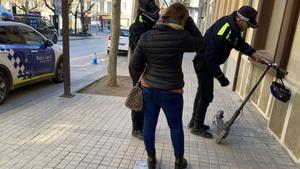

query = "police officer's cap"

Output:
[[237, 6, 258, 28], [139, 0, 159, 16]]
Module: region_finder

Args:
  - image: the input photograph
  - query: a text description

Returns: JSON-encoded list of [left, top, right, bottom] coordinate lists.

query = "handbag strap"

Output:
[[137, 64, 148, 85], [275, 67, 286, 87]]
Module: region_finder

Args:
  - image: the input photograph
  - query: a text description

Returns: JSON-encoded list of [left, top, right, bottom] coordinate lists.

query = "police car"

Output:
[[0, 21, 63, 105]]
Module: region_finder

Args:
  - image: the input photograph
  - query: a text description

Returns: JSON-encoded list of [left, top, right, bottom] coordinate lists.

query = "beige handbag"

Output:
[[125, 69, 146, 111]]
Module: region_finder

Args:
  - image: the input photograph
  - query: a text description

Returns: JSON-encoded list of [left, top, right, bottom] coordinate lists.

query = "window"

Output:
[[121, 2, 127, 13], [18, 26, 45, 45], [252, 0, 300, 69], [100, 2, 104, 13], [87, 1, 92, 9], [0, 26, 23, 44], [107, 2, 112, 13], [264, 0, 286, 55]]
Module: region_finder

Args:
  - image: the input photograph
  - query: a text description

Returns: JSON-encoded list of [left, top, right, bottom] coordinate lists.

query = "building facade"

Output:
[[1, 0, 133, 32], [91, 0, 132, 31], [200, 0, 300, 163]]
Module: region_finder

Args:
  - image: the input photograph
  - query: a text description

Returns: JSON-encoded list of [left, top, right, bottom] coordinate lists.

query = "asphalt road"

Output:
[[0, 36, 128, 114]]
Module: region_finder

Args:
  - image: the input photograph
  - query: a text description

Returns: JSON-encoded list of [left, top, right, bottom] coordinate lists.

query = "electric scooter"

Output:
[[213, 61, 285, 144]]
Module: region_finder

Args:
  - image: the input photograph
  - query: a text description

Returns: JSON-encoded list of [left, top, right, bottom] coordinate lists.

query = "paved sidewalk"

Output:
[[0, 54, 299, 169]]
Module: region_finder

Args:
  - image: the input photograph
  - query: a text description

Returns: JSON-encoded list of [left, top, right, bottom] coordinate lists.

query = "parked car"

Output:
[[14, 14, 58, 43], [107, 28, 129, 55], [0, 21, 64, 105]]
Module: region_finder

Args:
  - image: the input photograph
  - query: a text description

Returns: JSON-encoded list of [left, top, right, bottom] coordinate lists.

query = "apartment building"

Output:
[[91, 0, 132, 31]]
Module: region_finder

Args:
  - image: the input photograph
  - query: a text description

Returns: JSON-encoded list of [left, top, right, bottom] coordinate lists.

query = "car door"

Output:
[[0, 26, 33, 86], [17, 25, 55, 77]]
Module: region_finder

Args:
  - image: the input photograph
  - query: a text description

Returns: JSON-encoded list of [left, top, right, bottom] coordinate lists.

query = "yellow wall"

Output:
[[287, 12, 300, 85], [226, 0, 300, 163]]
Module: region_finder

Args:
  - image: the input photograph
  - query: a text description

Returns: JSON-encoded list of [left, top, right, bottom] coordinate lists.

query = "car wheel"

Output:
[[0, 72, 9, 105], [53, 58, 64, 83], [52, 35, 58, 44], [107, 50, 110, 55]]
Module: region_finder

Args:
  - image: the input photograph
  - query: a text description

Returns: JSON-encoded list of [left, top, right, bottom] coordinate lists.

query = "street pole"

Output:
[[25, 0, 29, 14], [60, 0, 74, 98]]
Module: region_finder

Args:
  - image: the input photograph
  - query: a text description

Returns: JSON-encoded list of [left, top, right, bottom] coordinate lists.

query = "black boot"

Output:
[[200, 124, 210, 130], [189, 121, 210, 130], [188, 119, 194, 129], [132, 130, 143, 140], [191, 121, 213, 138], [191, 128, 213, 138], [147, 155, 156, 169], [175, 156, 187, 169]]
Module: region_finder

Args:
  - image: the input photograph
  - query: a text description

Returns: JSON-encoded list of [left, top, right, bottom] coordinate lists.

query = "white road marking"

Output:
[[70, 51, 106, 61], [71, 57, 109, 68]]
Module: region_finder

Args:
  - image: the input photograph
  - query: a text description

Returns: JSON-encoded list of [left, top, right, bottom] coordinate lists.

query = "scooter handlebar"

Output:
[[259, 60, 288, 77], [259, 60, 278, 67]]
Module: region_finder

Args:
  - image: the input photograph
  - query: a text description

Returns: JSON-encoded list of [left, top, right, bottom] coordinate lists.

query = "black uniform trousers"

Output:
[[131, 109, 143, 131], [128, 48, 144, 131], [191, 60, 214, 129]]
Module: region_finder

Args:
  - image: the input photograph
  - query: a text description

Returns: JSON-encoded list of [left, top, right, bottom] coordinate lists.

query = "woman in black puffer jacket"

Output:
[[129, 3, 203, 169]]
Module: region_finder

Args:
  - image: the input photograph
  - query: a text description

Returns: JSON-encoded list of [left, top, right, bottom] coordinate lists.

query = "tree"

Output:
[[43, 0, 73, 14], [70, 2, 80, 34], [79, 0, 94, 34], [14, 0, 41, 13], [43, 0, 73, 31], [106, 0, 121, 87]]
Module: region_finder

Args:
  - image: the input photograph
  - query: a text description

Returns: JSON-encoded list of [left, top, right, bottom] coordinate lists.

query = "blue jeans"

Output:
[[142, 87, 184, 157]]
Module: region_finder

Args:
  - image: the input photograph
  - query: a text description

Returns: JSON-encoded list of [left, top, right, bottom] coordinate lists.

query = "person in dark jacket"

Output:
[[129, 3, 203, 169], [189, 6, 264, 138], [128, 0, 160, 140]]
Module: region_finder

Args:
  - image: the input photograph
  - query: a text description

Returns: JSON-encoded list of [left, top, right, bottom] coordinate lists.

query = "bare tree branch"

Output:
[[15, 4, 26, 12], [68, 0, 74, 12], [83, 3, 95, 14], [29, 5, 38, 11], [163, 0, 169, 7], [43, 0, 55, 13], [71, 2, 80, 16]]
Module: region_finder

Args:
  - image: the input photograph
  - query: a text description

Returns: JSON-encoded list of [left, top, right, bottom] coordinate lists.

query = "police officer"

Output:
[[189, 6, 264, 138], [128, 0, 160, 140]]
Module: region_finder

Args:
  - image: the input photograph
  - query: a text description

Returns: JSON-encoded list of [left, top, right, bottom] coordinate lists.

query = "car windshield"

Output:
[[120, 29, 129, 37]]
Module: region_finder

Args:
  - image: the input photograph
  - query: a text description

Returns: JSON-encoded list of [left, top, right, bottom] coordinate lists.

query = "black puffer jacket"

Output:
[[129, 18, 203, 90], [193, 12, 256, 77]]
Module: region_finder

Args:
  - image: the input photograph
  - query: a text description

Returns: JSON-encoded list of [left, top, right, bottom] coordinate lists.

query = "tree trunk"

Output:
[[81, 14, 86, 33], [75, 13, 78, 34], [106, 0, 121, 87], [79, 0, 86, 33]]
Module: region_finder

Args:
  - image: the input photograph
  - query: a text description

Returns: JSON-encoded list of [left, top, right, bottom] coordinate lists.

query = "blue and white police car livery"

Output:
[[0, 21, 63, 104]]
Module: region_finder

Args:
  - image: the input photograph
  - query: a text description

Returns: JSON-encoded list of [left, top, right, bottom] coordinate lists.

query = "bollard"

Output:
[[92, 53, 98, 64]]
